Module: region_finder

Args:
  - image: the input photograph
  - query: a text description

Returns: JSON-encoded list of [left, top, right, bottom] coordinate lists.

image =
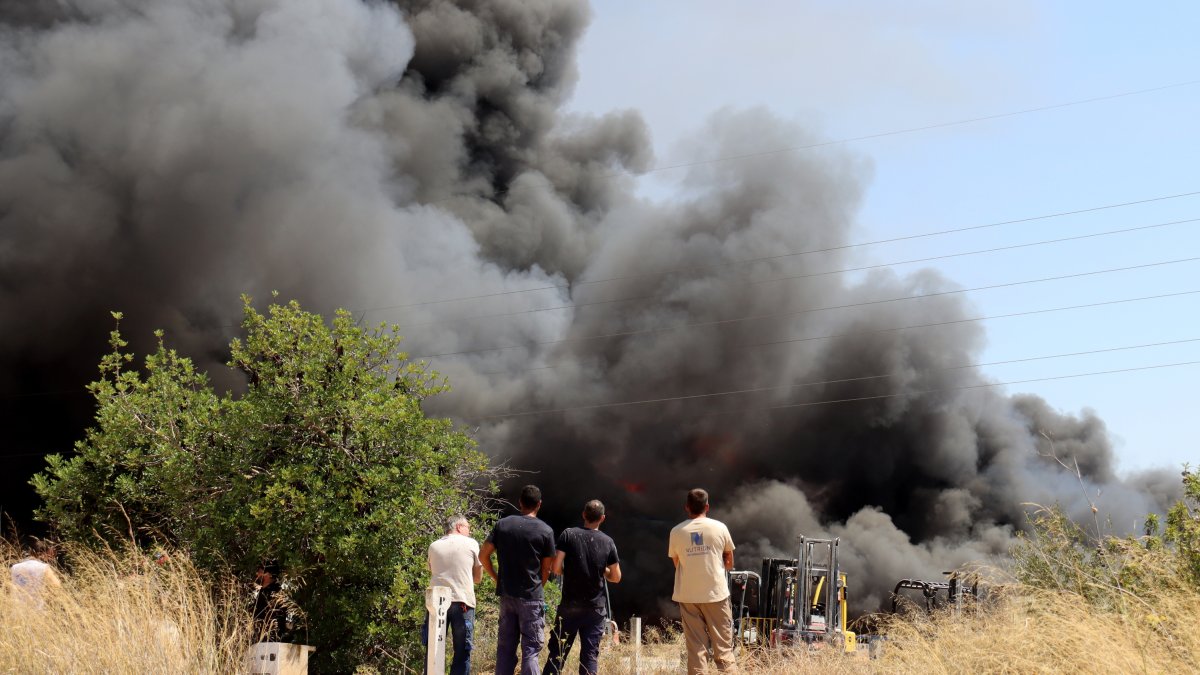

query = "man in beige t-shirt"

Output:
[[668, 488, 736, 674], [428, 515, 483, 675]]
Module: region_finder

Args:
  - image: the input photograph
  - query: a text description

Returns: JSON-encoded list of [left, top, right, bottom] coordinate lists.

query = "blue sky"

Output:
[[564, 1, 1200, 473]]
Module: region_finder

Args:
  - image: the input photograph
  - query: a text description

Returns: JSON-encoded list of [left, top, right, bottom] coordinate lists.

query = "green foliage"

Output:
[[1162, 468, 1200, 584], [32, 298, 497, 673], [1010, 506, 1097, 598], [1012, 468, 1200, 614]]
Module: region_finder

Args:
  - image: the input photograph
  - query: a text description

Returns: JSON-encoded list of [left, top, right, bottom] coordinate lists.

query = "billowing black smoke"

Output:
[[0, 0, 1178, 616]]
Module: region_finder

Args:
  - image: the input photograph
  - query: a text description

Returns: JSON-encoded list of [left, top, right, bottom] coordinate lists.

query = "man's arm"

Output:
[[472, 550, 483, 584], [604, 562, 622, 583], [479, 541, 499, 583], [551, 551, 566, 576], [670, 554, 680, 570], [722, 549, 734, 571]]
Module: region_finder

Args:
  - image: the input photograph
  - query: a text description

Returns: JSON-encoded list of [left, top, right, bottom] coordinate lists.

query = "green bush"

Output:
[[33, 297, 497, 672], [1012, 467, 1200, 613]]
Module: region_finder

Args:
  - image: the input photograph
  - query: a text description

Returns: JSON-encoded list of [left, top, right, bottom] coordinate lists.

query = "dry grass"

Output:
[[876, 583, 1200, 674], [4, 538, 1198, 674], [480, 572, 1200, 675], [0, 541, 253, 674]]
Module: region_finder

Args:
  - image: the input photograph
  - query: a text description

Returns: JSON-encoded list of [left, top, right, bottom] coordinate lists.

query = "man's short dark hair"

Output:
[[518, 485, 542, 510], [259, 559, 281, 576], [686, 488, 709, 516], [582, 500, 605, 524]]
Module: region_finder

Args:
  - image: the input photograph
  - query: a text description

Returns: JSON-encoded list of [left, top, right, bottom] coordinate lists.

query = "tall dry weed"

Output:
[[0, 541, 254, 674], [878, 582, 1200, 674]]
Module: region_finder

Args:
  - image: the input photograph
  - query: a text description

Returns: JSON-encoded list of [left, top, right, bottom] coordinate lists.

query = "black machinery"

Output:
[[891, 572, 979, 613]]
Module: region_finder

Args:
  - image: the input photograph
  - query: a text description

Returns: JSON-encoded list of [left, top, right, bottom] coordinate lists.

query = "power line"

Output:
[[435, 78, 1200, 205], [387, 215, 1200, 331], [760, 361, 1200, 415], [12, 350, 1196, 455], [1, 388, 89, 400], [468, 289, 1200, 377], [480, 360, 1200, 421], [751, 289, 1200, 350], [22, 287, 1187, 401], [479, 338, 1200, 419], [369, 188, 1200, 313], [412, 257, 1200, 360], [639, 80, 1200, 176]]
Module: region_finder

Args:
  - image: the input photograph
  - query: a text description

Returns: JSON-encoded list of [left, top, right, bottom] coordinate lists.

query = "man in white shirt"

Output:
[[427, 515, 483, 675], [668, 489, 736, 675]]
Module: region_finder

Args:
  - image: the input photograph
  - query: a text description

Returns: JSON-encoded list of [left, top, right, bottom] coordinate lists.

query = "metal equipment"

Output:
[[759, 557, 797, 621], [777, 537, 856, 652], [739, 537, 857, 653], [891, 572, 979, 613], [728, 570, 763, 647]]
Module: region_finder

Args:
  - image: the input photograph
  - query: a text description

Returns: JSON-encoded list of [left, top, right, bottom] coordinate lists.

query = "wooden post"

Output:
[[426, 586, 452, 674]]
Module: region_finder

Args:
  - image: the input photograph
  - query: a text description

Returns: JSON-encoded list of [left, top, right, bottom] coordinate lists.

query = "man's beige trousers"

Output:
[[678, 598, 736, 674]]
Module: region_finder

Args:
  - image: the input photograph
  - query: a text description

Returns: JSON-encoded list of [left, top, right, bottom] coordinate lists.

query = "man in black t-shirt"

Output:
[[481, 485, 557, 675], [543, 500, 621, 675]]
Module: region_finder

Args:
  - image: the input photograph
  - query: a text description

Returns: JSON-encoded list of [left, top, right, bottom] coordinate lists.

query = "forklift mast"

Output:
[[794, 536, 840, 638]]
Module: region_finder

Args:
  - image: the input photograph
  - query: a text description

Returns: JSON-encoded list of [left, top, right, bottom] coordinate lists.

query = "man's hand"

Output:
[[480, 541, 499, 583], [552, 551, 566, 577], [604, 562, 622, 584]]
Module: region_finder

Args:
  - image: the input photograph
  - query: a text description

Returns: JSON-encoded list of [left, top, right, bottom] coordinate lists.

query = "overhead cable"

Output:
[[412, 257, 1200, 360]]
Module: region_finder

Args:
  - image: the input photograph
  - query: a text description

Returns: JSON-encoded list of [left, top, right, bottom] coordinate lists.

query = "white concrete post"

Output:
[[425, 586, 452, 674], [631, 615, 642, 674]]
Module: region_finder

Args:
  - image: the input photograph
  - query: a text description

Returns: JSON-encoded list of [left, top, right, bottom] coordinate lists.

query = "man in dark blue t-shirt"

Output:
[[481, 485, 556, 675], [543, 500, 621, 675]]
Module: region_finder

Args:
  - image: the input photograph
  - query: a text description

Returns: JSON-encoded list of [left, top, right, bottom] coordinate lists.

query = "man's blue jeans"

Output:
[[543, 605, 606, 675], [496, 595, 546, 675], [421, 602, 475, 675]]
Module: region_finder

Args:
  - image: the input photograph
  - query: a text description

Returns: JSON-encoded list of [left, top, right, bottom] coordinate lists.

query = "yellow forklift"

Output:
[[730, 536, 857, 653]]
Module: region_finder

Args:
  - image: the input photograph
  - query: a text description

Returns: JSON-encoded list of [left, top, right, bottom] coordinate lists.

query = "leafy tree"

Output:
[[33, 298, 498, 672], [1161, 467, 1200, 584]]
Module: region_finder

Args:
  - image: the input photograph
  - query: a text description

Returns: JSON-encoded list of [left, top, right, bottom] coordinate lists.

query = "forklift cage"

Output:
[[792, 536, 841, 640]]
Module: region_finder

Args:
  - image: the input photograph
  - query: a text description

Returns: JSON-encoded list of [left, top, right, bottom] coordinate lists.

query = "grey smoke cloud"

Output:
[[0, 0, 1181, 616]]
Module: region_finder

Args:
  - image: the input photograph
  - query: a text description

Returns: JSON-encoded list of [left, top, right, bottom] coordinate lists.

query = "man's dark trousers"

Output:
[[496, 595, 546, 675], [542, 605, 606, 675]]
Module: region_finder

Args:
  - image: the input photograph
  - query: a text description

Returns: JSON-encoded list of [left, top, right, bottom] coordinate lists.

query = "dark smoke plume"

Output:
[[0, 0, 1179, 616]]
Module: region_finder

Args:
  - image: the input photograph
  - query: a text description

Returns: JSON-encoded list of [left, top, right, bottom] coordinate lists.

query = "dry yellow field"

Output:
[[4, 541, 1197, 674]]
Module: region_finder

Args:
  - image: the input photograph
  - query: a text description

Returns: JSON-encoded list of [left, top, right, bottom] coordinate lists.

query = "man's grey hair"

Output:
[[445, 515, 468, 534]]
